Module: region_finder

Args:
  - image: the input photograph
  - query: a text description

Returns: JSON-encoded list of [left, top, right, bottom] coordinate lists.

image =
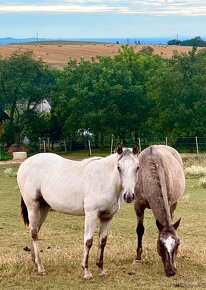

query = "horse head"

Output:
[[156, 218, 181, 276], [116, 144, 139, 203]]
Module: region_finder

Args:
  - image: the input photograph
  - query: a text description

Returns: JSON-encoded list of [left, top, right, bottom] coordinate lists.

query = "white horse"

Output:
[[17, 144, 139, 278]]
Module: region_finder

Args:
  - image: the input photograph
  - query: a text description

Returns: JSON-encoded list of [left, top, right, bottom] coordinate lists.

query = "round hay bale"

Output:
[[13, 152, 27, 160]]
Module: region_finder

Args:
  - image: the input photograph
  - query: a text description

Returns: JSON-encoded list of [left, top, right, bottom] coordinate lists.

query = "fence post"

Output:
[[64, 139, 67, 153], [47, 137, 50, 150], [110, 135, 114, 154], [166, 137, 168, 146], [138, 138, 142, 152], [195, 136, 199, 154], [88, 140, 92, 156], [43, 140, 46, 153]]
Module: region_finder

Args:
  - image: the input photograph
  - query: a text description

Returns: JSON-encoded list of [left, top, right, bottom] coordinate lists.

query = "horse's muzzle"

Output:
[[165, 268, 176, 277], [123, 193, 135, 203]]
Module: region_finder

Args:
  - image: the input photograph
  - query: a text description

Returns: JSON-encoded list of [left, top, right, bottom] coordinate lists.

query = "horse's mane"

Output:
[[148, 146, 171, 224], [118, 148, 132, 159], [149, 152, 161, 189], [79, 156, 103, 168], [76, 153, 118, 169]]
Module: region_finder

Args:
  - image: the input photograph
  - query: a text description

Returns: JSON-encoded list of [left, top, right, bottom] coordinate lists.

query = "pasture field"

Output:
[[0, 43, 204, 67], [0, 154, 206, 290]]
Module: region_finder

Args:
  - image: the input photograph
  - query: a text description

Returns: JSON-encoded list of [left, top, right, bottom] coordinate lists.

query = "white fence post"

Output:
[[43, 140, 46, 153], [138, 138, 142, 152], [195, 136, 199, 154], [110, 135, 114, 154], [88, 140, 92, 156]]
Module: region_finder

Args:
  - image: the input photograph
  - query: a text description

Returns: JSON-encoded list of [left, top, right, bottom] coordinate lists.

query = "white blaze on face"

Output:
[[163, 236, 176, 253], [120, 158, 137, 186]]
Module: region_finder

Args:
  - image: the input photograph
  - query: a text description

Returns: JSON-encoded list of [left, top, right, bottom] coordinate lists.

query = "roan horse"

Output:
[[17, 144, 139, 278], [133, 145, 185, 276]]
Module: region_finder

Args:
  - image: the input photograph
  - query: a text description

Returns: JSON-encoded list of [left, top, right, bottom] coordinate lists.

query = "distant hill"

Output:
[[0, 37, 49, 45]]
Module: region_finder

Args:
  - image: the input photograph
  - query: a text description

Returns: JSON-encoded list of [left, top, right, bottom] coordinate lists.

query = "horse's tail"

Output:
[[21, 197, 29, 227]]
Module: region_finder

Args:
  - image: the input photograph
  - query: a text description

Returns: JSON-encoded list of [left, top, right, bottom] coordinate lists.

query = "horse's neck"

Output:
[[99, 153, 122, 194], [140, 156, 172, 225]]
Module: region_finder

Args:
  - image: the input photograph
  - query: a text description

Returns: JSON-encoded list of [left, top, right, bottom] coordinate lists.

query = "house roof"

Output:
[[0, 108, 9, 121]]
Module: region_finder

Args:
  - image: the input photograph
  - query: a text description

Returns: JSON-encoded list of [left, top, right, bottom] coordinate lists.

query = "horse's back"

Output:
[[17, 153, 70, 203], [17, 153, 66, 185]]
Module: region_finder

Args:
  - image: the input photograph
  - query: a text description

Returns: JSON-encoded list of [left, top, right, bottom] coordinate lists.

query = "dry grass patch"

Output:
[[0, 44, 204, 68]]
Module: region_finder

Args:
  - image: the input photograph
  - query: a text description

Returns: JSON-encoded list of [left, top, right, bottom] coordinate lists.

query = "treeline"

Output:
[[168, 36, 206, 47], [0, 45, 206, 148]]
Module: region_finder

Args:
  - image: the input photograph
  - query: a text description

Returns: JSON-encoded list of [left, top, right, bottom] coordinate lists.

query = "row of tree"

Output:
[[168, 36, 206, 47], [0, 45, 206, 148]]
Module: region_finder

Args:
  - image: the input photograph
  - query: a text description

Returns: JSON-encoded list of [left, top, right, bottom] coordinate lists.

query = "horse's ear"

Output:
[[116, 143, 123, 155], [156, 220, 164, 231], [173, 218, 181, 230], [132, 144, 139, 155]]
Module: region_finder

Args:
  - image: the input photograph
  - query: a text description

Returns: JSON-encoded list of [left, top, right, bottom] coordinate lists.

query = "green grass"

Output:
[[0, 155, 206, 289]]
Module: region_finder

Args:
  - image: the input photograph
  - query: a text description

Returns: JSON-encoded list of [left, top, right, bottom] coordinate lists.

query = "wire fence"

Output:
[[37, 136, 206, 154], [1, 136, 206, 161]]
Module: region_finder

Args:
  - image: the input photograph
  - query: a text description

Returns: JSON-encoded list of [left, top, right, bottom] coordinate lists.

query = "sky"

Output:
[[0, 0, 206, 39]]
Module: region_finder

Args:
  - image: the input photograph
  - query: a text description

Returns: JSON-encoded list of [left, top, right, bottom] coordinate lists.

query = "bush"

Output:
[[7, 144, 30, 155], [198, 177, 206, 188], [0, 145, 12, 160], [185, 165, 206, 177]]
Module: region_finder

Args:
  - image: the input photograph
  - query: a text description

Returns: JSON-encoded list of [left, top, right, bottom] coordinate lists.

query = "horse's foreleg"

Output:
[[170, 202, 177, 221], [133, 205, 145, 265], [82, 211, 97, 279], [134, 220, 144, 262], [96, 218, 112, 277]]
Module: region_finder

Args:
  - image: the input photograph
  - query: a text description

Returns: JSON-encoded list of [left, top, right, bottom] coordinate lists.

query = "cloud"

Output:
[[0, 0, 206, 16]]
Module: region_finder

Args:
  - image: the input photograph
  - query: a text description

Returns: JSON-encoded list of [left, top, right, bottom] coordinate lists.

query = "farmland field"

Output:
[[0, 154, 206, 290], [0, 42, 204, 67]]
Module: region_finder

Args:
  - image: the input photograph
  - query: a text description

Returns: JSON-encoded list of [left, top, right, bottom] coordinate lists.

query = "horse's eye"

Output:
[[136, 166, 139, 171], [117, 166, 121, 172]]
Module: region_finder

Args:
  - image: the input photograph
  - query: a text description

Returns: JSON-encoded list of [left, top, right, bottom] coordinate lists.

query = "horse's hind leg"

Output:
[[96, 217, 112, 277], [28, 198, 50, 275], [133, 204, 145, 265]]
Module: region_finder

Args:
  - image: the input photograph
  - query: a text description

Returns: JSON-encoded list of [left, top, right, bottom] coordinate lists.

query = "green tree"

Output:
[[146, 48, 206, 138], [0, 51, 56, 145], [52, 46, 166, 145]]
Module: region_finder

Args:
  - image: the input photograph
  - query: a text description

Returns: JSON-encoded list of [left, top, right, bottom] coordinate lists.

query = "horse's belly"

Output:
[[42, 188, 85, 216], [51, 203, 85, 215]]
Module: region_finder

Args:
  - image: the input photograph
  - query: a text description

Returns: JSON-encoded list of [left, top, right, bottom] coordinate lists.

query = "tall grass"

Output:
[[0, 155, 206, 289]]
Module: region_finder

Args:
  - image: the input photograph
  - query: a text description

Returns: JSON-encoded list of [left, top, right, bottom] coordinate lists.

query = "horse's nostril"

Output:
[[166, 269, 176, 277], [123, 193, 135, 203]]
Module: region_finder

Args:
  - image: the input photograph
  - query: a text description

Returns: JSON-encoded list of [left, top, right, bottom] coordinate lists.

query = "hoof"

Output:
[[38, 270, 46, 276], [132, 259, 142, 265], [84, 272, 93, 280], [99, 269, 108, 277], [38, 266, 46, 276]]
